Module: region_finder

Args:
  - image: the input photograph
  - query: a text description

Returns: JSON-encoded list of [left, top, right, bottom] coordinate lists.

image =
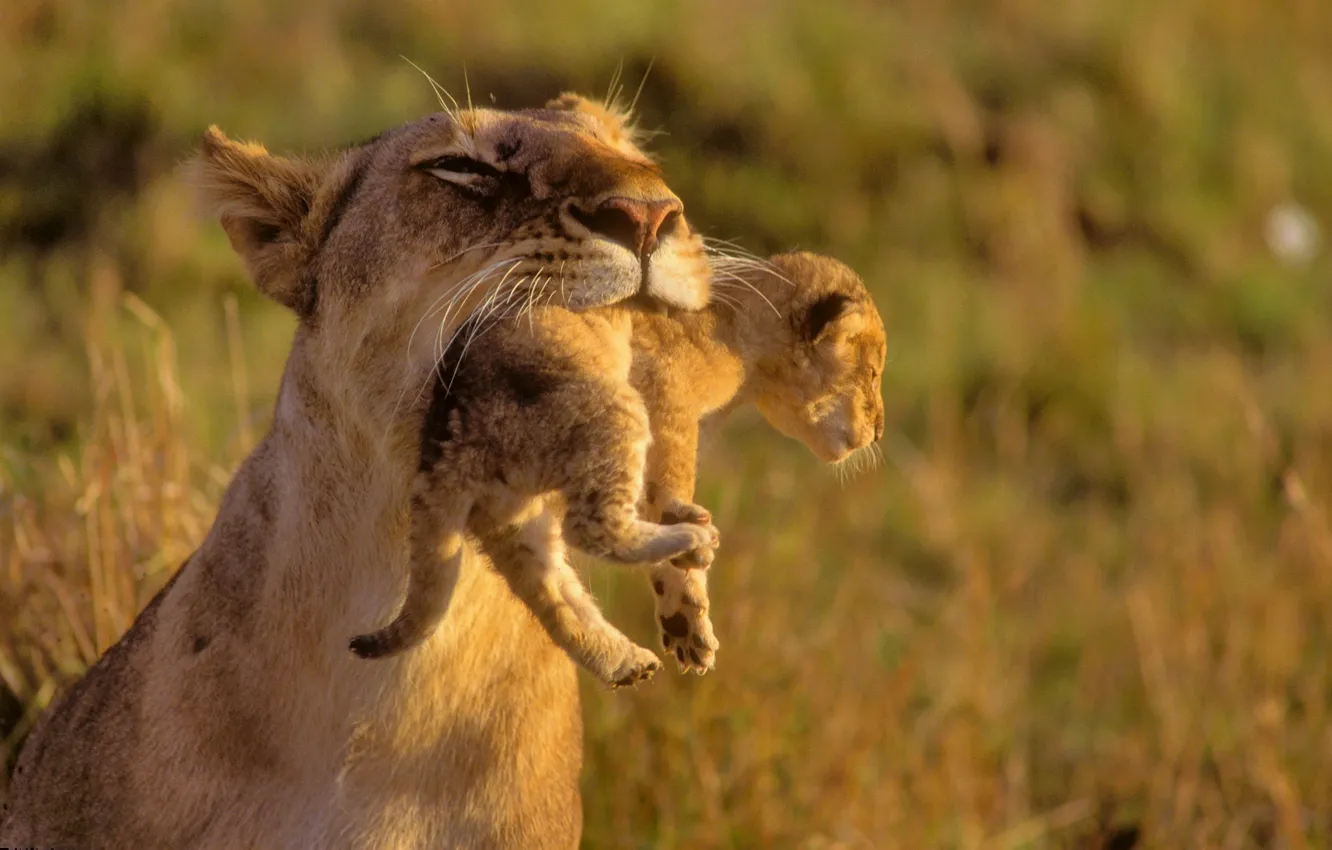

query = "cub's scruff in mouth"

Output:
[[0, 94, 712, 850]]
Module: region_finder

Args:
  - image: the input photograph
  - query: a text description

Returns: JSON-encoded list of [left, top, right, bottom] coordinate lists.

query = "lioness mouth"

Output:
[[623, 291, 657, 311]]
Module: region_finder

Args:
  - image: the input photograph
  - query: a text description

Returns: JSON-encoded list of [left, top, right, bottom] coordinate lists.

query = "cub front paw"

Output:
[[660, 499, 719, 566], [605, 643, 662, 689], [669, 523, 716, 568]]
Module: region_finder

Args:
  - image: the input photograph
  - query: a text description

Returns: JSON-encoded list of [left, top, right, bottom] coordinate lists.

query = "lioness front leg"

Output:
[[482, 509, 660, 688]]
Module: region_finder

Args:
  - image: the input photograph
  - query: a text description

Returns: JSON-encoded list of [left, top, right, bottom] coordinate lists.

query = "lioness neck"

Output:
[[152, 335, 584, 847]]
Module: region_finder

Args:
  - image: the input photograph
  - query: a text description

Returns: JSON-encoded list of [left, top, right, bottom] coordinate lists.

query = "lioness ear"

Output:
[[189, 126, 325, 316], [545, 92, 649, 159]]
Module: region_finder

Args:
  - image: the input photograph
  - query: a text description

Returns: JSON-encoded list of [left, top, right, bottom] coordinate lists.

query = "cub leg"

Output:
[[483, 508, 659, 688], [648, 563, 718, 674], [640, 401, 720, 674], [561, 393, 717, 568]]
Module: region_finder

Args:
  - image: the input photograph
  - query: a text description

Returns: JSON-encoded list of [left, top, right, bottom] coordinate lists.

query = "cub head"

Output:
[[188, 94, 709, 430], [747, 252, 886, 464]]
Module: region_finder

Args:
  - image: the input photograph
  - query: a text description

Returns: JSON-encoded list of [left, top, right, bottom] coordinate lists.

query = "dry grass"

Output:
[[9, 295, 1332, 848], [5, 0, 1332, 847]]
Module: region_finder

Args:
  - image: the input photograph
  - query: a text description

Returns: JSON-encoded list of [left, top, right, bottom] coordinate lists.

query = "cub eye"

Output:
[[420, 155, 502, 187]]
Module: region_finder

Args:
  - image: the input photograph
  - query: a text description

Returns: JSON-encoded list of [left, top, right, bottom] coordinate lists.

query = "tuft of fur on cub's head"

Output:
[[186, 99, 712, 434], [746, 252, 887, 464]]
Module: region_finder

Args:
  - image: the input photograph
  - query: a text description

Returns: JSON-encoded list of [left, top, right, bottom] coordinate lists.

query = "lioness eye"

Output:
[[421, 155, 502, 185]]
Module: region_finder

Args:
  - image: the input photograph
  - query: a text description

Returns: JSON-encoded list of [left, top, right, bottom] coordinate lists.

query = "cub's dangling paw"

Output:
[[660, 499, 719, 567], [604, 643, 662, 689], [652, 567, 719, 674]]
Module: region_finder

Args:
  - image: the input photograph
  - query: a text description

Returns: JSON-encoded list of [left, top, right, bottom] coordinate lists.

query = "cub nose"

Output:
[[874, 415, 885, 442], [575, 196, 683, 259]]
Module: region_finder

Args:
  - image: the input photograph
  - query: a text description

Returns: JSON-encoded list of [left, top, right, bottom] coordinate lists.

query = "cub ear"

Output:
[[188, 126, 325, 316], [802, 292, 857, 343], [545, 92, 650, 159]]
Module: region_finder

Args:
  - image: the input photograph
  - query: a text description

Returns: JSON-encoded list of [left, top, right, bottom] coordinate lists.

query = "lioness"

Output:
[[0, 95, 710, 849]]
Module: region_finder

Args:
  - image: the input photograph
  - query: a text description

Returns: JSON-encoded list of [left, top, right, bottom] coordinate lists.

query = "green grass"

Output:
[[4, 0, 1332, 846]]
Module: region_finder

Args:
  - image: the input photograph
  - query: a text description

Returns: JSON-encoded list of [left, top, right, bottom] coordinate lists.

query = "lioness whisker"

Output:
[[523, 270, 546, 332], [385, 259, 522, 446], [432, 260, 520, 368], [422, 241, 509, 276], [708, 253, 797, 288], [708, 291, 744, 312], [400, 55, 461, 125], [700, 235, 754, 252], [604, 59, 625, 112], [627, 57, 655, 117], [710, 269, 782, 317], [411, 256, 517, 360], [447, 273, 529, 391]]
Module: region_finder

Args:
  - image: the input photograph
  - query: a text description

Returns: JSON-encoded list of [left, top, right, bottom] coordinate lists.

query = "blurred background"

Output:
[[3, 0, 1332, 846]]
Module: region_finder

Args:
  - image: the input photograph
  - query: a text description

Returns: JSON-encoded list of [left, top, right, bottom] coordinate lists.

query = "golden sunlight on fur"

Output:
[[631, 251, 887, 672], [339, 250, 884, 699], [0, 94, 713, 850]]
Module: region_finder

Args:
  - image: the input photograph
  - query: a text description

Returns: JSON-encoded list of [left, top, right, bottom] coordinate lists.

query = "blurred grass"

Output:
[[4, 0, 1332, 846]]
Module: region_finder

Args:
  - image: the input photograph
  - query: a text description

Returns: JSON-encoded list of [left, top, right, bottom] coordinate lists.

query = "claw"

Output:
[[671, 547, 714, 568], [661, 500, 713, 528]]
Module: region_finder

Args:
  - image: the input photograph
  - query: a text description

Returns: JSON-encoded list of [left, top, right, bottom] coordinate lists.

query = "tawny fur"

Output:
[[348, 252, 887, 689], [0, 93, 710, 850], [632, 252, 888, 672], [347, 304, 717, 689]]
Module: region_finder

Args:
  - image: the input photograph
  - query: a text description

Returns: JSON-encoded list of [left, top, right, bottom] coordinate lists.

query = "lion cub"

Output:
[[351, 251, 884, 688], [349, 303, 717, 687], [632, 251, 887, 673]]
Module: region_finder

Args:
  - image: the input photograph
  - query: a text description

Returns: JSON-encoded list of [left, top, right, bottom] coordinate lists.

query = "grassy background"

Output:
[[4, 0, 1332, 846]]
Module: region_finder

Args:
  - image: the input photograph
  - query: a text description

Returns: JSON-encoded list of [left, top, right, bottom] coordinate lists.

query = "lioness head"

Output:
[[748, 252, 886, 464], [189, 93, 709, 434]]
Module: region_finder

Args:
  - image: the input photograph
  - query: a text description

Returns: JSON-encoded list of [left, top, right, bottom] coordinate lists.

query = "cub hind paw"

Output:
[[653, 571, 719, 675]]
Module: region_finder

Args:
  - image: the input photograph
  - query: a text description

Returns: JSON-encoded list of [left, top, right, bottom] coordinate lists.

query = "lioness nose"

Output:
[[578, 196, 683, 258]]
